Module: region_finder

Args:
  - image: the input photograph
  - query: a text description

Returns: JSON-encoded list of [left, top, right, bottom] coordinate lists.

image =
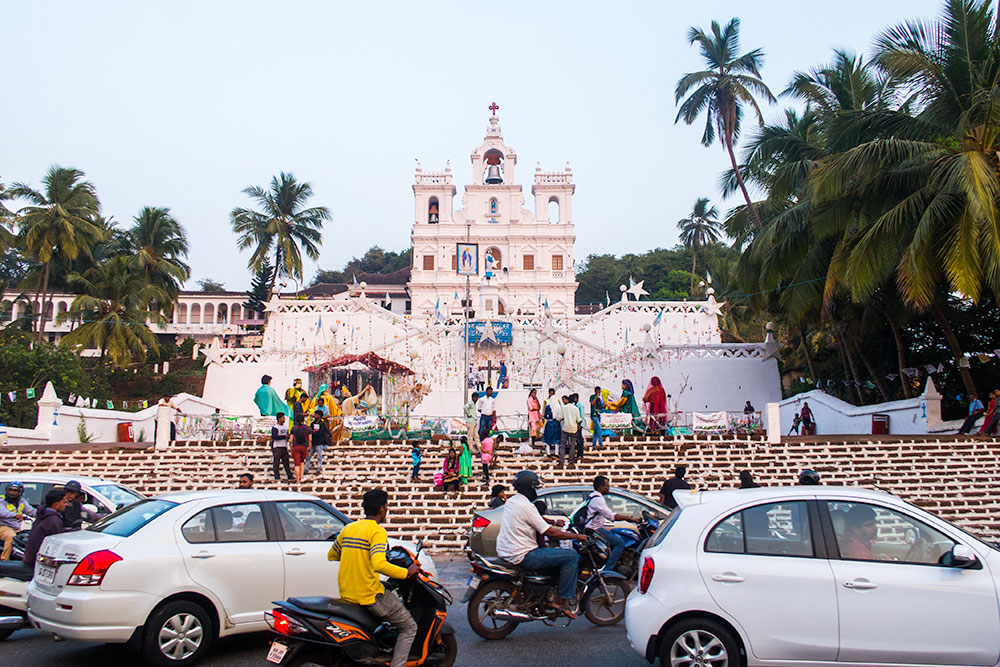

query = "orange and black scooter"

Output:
[[264, 541, 457, 667]]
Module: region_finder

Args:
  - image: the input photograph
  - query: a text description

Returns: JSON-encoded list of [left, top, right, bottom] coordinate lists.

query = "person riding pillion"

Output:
[[495, 470, 589, 617], [328, 489, 419, 667]]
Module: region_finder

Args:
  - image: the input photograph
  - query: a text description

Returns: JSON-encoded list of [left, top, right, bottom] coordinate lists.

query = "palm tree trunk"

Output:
[[887, 321, 913, 399], [690, 252, 697, 295], [930, 299, 976, 396], [835, 326, 864, 403], [799, 329, 817, 381], [726, 143, 762, 230], [37, 261, 51, 336], [851, 337, 890, 402]]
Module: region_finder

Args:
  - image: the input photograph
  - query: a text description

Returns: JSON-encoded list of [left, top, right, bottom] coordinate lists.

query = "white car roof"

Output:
[[0, 473, 122, 486], [153, 489, 326, 505], [675, 485, 900, 509]]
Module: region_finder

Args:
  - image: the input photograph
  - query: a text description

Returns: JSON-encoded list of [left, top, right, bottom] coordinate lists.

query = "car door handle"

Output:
[[711, 573, 744, 583], [190, 552, 215, 559], [844, 579, 878, 590], [285, 549, 306, 556]]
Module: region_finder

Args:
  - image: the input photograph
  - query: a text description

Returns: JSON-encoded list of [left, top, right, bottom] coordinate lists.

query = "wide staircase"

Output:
[[2, 434, 1000, 551]]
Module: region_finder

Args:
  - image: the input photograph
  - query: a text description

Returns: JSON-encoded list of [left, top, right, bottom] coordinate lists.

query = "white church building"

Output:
[[200, 110, 782, 424]]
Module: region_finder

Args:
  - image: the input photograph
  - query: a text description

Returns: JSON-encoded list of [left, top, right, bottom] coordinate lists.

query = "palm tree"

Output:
[[8, 167, 102, 335], [127, 206, 190, 312], [230, 173, 330, 292], [60, 256, 167, 367], [675, 18, 776, 230], [677, 198, 722, 293]]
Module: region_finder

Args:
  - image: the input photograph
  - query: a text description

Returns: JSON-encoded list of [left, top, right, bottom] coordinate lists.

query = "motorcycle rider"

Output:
[[0, 482, 35, 560], [328, 489, 419, 667], [496, 471, 588, 618], [584, 476, 639, 573], [798, 469, 821, 485]]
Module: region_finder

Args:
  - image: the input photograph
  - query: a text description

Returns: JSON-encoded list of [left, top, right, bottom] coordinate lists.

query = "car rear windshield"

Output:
[[649, 507, 683, 548], [93, 484, 144, 509], [88, 499, 177, 537]]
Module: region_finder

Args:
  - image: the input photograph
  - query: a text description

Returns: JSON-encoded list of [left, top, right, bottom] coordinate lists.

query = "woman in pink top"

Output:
[[480, 433, 504, 484], [526, 389, 542, 448]]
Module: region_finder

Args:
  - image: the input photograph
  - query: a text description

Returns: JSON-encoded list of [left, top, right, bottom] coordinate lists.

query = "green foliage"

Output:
[[575, 245, 727, 305], [76, 418, 94, 444], [177, 337, 196, 358], [244, 258, 272, 315], [197, 278, 226, 292], [313, 246, 412, 285], [0, 330, 93, 428]]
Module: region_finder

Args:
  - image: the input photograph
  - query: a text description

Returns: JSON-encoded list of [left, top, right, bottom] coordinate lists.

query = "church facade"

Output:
[[407, 111, 578, 319]]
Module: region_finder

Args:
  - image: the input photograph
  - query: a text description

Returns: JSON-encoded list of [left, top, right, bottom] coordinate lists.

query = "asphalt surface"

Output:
[[4, 556, 652, 667]]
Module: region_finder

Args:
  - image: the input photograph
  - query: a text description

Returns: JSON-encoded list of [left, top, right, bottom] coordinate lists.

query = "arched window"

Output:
[[204, 304, 215, 325], [428, 197, 439, 223], [484, 247, 502, 275], [190, 303, 201, 324], [484, 149, 504, 184], [548, 197, 560, 223], [217, 303, 228, 324], [177, 303, 188, 324], [1, 300, 12, 322]]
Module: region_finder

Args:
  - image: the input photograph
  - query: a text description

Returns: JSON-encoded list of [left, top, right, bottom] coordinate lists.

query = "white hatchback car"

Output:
[[26, 489, 436, 666], [626, 486, 1000, 667]]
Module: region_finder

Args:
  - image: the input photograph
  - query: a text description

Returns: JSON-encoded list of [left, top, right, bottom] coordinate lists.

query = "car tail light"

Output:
[[67, 550, 122, 586], [639, 557, 655, 594], [266, 610, 307, 636], [472, 516, 491, 530]]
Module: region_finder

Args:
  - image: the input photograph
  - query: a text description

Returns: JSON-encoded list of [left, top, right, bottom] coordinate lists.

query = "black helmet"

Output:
[[512, 471, 542, 502], [799, 469, 820, 485], [5, 481, 24, 500]]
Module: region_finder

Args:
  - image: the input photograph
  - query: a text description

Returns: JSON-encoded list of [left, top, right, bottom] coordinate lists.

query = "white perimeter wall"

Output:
[[779, 389, 931, 435]]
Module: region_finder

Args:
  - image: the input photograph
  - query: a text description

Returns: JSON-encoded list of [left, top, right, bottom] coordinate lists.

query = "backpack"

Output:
[[292, 425, 309, 446], [573, 497, 594, 531]]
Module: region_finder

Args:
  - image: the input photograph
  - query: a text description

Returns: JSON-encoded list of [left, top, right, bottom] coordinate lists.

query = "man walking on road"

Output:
[[328, 489, 419, 667]]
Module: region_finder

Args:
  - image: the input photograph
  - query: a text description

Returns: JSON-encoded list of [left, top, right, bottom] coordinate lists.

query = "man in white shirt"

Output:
[[559, 396, 580, 467], [476, 387, 496, 441], [496, 471, 588, 616], [584, 475, 639, 572]]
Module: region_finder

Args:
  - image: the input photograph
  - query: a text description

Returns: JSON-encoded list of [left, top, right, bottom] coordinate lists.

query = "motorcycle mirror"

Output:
[[415, 538, 424, 555]]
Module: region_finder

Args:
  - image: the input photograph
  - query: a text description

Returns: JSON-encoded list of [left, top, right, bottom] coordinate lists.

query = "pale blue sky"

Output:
[[1, 0, 945, 290]]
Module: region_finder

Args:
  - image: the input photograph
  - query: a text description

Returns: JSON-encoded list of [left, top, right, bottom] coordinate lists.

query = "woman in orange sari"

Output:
[[643, 376, 668, 434], [526, 388, 542, 448]]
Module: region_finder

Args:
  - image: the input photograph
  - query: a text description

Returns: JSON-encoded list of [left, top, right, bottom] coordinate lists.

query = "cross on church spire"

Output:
[[489, 102, 499, 116]]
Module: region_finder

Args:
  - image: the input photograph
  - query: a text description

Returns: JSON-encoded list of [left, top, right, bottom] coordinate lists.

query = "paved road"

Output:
[[5, 556, 651, 666]]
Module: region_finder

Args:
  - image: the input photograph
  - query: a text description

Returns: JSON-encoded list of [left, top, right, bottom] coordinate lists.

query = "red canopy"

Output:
[[302, 352, 414, 376]]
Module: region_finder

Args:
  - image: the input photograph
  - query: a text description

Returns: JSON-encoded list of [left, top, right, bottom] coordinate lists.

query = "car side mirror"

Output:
[[947, 544, 979, 569]]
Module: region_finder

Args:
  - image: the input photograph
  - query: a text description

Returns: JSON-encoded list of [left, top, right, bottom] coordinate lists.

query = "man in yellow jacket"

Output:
[[328, 489, 418, 667]]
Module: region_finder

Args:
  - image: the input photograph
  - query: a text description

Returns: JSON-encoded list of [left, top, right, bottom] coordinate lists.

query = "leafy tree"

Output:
[[244, 258, 272, 317], [313, 246, 412, 284], [677, 198, 723, 292], [0, 329, 93, 428], [127, 206, 190, 310], [675, 18, 775, 230], [9, 166, 103, 335], [197, 278, 226, 292], [60, 256, 167, 367], [231, 172, 330, 292]]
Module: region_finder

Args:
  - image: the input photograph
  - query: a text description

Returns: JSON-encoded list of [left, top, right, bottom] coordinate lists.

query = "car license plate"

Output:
[[36, 565, 56, 585], [267, 642, 288, 664], [466, 575, 480, 589]]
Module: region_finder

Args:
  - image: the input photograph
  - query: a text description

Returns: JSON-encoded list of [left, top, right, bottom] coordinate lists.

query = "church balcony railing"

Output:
[[534, 173, 572, 184], [415, 173, 452, 185]]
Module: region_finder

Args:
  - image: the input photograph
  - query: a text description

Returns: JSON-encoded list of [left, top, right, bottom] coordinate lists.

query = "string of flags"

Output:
[[798, 351, 1000, 389], [1, 384, 156, 412]]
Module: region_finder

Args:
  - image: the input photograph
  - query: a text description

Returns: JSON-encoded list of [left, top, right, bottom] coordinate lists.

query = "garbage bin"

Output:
[[117, 422, 134, 442], [872, 414, 889, 435]]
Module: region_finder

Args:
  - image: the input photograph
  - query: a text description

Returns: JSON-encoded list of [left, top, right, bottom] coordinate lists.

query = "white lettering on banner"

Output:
[[693, 411, 729, 432], [344, 415, 379, 432]]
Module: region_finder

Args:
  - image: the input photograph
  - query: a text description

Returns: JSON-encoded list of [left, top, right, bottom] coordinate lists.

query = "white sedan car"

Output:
[[26, 489, 436, 666], [627, 486, 1000, 667]]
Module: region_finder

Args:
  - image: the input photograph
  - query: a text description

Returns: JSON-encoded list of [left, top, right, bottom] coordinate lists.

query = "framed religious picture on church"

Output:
[[456, 242, 478, 276]]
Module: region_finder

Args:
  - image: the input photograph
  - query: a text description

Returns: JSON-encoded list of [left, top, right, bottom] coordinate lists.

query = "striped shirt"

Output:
[[328, 519, 408, 605]]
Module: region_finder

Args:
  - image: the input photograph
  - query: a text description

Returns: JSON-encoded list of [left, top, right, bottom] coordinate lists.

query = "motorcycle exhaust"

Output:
[[491, 609, 538, 622]]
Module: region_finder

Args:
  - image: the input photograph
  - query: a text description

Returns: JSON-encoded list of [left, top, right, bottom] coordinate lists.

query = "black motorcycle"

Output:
[[464, 529, 631, 639], [265, 541, 457, 667]]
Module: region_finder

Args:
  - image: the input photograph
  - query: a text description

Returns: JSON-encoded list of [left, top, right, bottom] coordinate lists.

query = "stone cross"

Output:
[[489, 102, 499, 116]]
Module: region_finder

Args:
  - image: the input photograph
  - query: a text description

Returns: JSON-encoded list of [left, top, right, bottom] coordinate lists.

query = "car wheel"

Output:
[[142, 600, 214, 667], [660, 617, 739, 667], [467, 580, 520, 639]]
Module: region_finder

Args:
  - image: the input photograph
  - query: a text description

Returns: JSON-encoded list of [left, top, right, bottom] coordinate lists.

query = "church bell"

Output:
[[484, 165, 503, 185]]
